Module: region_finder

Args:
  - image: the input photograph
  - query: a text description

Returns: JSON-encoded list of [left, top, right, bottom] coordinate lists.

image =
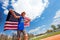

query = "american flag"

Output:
[[4, 11, 30, 30]]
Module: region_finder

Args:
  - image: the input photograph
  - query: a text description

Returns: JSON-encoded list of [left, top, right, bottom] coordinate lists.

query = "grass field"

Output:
[[30, 31, 60, 40]]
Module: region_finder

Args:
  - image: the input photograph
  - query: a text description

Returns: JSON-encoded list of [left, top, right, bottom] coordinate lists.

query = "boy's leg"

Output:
[[22, 30, 28, 40], [17, 30, 21, 40], [24, 33, 28, 40]]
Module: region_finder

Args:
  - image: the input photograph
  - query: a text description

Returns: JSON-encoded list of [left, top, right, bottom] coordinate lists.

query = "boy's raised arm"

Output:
[[9, 9, 20, 19]]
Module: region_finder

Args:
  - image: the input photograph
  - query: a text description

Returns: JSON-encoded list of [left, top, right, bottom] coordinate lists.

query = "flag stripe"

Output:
[[5, 21, 30, 26], [4, 26, 17, 28], [4, 21, 30, 30], [6, 21, 18, 23], [4, 28, 17, 30]]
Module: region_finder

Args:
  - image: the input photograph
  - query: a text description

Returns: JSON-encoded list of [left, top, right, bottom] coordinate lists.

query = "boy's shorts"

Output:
[[17, 30, 26, 37]]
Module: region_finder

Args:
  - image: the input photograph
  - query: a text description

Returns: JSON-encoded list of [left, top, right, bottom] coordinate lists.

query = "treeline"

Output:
[[46, 24, 60, 33], [0, 33, 35, 40], [35, 24, 60, 36]]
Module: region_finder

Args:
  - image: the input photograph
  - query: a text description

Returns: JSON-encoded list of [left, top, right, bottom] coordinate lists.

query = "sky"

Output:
[[0, 0, 60, 35]]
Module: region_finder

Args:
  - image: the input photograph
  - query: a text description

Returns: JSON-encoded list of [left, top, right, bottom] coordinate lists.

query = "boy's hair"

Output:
[[21, 12, 26, 16]]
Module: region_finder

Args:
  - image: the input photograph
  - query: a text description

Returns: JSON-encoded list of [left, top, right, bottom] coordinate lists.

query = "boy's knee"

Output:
[[24, 33, 28, 36], [24, 34, 28, 40]]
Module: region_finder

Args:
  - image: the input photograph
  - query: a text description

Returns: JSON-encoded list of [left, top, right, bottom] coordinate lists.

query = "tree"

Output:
[[57, 24, 60, 29], [46, 30, 53, 33], [28, 33, 35, 39], [51, 25, 57, 32], [12, 33, 17, 40], [0, 34, 8, 40]]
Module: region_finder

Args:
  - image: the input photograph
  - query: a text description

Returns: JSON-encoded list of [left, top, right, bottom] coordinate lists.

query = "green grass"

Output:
[[30, 31, 60, 40]]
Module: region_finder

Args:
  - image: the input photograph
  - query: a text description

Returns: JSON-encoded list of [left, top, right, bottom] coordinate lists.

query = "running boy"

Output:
[[9, 9, 30, 40]]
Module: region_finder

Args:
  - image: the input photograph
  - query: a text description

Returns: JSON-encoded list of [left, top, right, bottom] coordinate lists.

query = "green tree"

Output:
[[57, 24, 60, 29], [51, 25, 57, 32]]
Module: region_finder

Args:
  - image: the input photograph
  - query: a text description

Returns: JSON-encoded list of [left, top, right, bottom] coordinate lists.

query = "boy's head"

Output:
[[21, 12, 26, 17]]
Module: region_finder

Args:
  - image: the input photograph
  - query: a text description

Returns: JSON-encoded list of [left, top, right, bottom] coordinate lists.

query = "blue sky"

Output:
[[0, 0, 60, 35]]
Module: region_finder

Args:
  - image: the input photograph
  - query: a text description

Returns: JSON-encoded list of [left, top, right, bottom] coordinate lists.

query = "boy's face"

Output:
[[23, 13, 26, 16], [21, 12, 26, 17]]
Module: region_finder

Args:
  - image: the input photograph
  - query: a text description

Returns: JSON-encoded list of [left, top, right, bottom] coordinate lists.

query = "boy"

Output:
[[9, 9, 30, 40]]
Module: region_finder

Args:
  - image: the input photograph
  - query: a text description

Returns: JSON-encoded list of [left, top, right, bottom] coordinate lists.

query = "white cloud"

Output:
[[11, 0, 16, 3], [2, 0, 9, 8], [1, 0, 49, 20], [28, 25, 46, 35], [1, 0, 9, 15], [52, 10, 60, 25], [0, 32, 6, 35], [4, 9, 9, 15], [28, 27, 40, 33], [54, 10, 60, 18], [11, 31, 17, 34], [11, 0, 49, 20], [52, 18, 60, 25]]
